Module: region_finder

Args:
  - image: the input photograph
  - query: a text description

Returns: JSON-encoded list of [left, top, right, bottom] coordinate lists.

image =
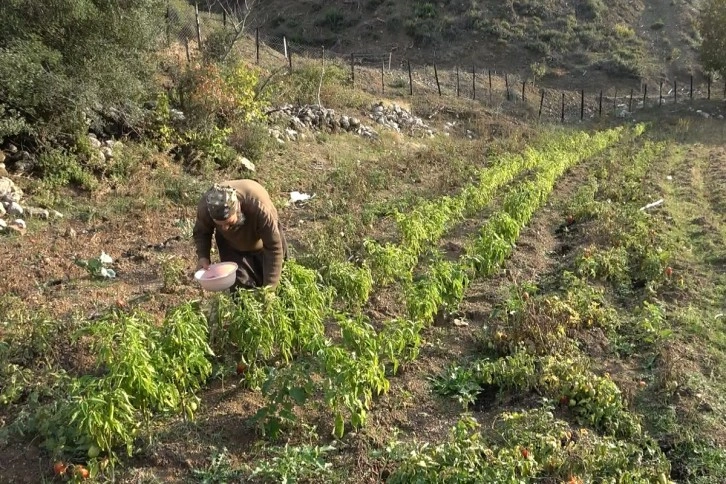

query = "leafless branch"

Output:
[[206, 0, 257, 61]]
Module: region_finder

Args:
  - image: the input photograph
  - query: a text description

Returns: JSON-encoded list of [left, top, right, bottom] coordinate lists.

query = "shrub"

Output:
[[270, 63, 348, 106], [699, 0, 726, 74], [579, 0, 606, 21], [179, 62, 268, 131], [0, 0, 165, 143], [228, 121, 271, 163], [34, 148, 98, 191]]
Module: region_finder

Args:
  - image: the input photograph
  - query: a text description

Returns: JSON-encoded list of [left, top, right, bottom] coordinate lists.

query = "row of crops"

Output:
[[3, 123, 645, 478], [386, 131, 682, 483]]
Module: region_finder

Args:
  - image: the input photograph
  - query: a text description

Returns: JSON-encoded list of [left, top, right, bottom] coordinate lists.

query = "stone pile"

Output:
[[86, 133, 123, 163], [266, 102, 437, 142], [268, 104, 377, 142], [367, 102, 435, 137], [0, 176, 62, 235], [1, 134, 122, 176]]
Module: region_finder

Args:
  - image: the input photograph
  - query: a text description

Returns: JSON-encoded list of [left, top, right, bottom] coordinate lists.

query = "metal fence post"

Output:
[[407, 60, 413, 96]]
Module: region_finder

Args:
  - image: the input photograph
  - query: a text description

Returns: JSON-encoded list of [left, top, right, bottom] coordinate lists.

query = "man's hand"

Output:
[[259, 285, 277, 305], [196, 258, 211, 271]]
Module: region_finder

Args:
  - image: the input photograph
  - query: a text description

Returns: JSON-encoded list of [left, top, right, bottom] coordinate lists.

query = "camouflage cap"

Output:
[[206, 184, 239, 221]]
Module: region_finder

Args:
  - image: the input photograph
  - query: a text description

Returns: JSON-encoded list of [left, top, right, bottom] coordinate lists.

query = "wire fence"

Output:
[[164, 2, 726, 124]]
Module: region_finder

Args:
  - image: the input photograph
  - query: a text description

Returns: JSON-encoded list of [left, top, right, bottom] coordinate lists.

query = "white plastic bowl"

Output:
[[194, 262, 238, 292]]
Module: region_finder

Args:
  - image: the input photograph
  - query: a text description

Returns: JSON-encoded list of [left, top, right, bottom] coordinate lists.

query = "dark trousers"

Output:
[[214, 222, 289, 293]]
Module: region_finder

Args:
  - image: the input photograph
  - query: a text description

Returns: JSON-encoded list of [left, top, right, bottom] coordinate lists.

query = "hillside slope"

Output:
[[248, 0, 706, 88]]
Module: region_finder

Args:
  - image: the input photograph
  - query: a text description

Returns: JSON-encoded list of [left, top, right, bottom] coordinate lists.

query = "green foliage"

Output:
[[384, 409, 669, 483], [434, 350, 643, 438], [34, 148, 98, 191], [363, 239, 417, 286], [0, 0, 164, 141], [160, 62, 270, 169], [315, 8, 349, 33], [0, 104, 30, 143], [228, 121, 271, 163], [432, 350, 538, 408], [580, 0, 606, 21], [698, 0, 726, 74], [405, 257, 472, 324], [321, 260, 374, 310], [247, 443, 336, 482], [74, 252, 116, 279], [8, 305, 213, 460], [208, 260, 329, 384], [192, 447, 242, 483], [271, 63, 348, 106]]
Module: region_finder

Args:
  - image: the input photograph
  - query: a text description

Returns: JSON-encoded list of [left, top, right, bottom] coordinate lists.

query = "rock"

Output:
[[0, 204, 5, 217], [26, 207, 50, 219], [11, 218, 26, 230], [65, 227, 77, 238], [170, 109, 185, 122], [51, 210, 63, 219], [0, 151, 5, 163], [285, 128, 298, 140], [237, 156, 255, 172], [350, 117, 360, 128], [0, 218, 6, 230], [6, 144, 17, 154], [9, 151, 34, 174], [7, 224, 25, 235], [88, 134, 102, 149], [0, 163, 7, 177], [7, 201, 23, 216], [0, 178, 23, 202], [100, 146, 114, 161]]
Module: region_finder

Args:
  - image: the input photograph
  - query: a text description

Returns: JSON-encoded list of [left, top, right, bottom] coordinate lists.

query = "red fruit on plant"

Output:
[[521, 447, 530, 459], [566, 215, 575, 225], [75, 466, 90, 479], [559, 395, 570, 406], [236, 363, 248, 375], [53, 461, 67, 476], [665, 267, 673, 277]]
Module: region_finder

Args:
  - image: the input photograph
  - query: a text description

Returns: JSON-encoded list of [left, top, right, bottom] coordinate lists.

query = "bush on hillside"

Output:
[[699, 0, 726, 75], [0, 0, 165, 145]]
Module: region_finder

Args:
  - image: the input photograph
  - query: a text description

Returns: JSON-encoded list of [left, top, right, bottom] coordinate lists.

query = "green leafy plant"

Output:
[[247, 443, 336, 482], [74, 252, 116, 280], [159, 255, 186, 292], [321, 260, 374, 310]]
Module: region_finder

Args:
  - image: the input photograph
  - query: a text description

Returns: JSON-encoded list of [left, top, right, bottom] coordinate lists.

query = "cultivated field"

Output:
[[1, 66, 725, 483]]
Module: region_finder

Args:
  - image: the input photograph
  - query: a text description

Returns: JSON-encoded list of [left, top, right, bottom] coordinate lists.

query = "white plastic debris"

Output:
[[289, 191, 314, 204], [99, 251, 113, 264], [639, 199, 664, 211], [100, 267, 117, 279], [666, 176, 673, 181]]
